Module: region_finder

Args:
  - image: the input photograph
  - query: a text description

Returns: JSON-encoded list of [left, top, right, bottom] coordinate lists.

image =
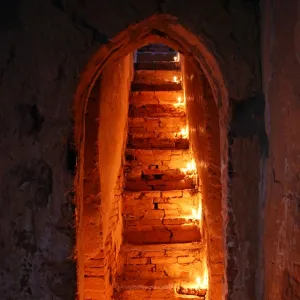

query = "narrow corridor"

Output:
[[114, 44, 206, 300]]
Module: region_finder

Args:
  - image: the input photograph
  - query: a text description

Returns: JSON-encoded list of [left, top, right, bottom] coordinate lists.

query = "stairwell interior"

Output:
[[114, 44, 208, 300]]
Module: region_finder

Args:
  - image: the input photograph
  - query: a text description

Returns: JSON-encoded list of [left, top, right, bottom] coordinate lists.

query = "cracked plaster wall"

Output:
[[0, 1, 262, 299]]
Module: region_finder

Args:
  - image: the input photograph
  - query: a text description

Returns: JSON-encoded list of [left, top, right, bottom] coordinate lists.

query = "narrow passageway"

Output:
[[114, 44, 207, 299]]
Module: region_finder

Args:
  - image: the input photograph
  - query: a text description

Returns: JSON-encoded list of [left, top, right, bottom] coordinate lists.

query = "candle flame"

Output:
[[173, 53, 180, 62], [195, 269, 208, 289], [181, 159, 196, 173], [180, 126, 188, 138]]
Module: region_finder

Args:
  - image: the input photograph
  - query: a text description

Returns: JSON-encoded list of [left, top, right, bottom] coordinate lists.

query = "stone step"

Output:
[[122, 190, 200, 220], [130, 91, 184, 106], [114, 278, 206, 300], [118, 243, 203, 280], [131, 82, 182, 92], [134, 70, 182, 85], [135, 62, 180, 71], [128, 104, 185, 118], [124, 149, 197, 191], [128, 116, 187, 137], [123, 222, 200, 244], [137, 52, 178, 62], [127, 136, 189, 150]]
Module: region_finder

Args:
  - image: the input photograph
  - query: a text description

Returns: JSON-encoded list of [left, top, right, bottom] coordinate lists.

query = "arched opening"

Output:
[[74, 14, 229, 300]]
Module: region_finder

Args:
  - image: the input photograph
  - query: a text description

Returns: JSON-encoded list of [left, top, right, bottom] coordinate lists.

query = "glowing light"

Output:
[[174, 96, 185, 107], [195, 269, 209, 289], [191, 199, 202, 221], [181, 159, 196, 173], [180, 126, 189, 138], [173, 53, 180, 62], [173, 76, 178, 83]]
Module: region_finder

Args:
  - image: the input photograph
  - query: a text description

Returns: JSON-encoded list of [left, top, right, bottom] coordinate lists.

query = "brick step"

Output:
[[124, 171, 196, 191], [137, 52, 178, 62], [124, 149, 197, 191], [127, 136, 189, 150], [130, 91, 184, 106], [128, 116, 187, 137], [125, 179, 195, 191], [135, 62, 180, 71], [129, 104, 185, 118], [122, 190, 200, 220], [118, 243, 203, 281], [131, 82, 182, 92], [134, 70, 182, 84], [123, 222, 200, 244], [114, 278, 206, 300], [124, 149, 193, 169]]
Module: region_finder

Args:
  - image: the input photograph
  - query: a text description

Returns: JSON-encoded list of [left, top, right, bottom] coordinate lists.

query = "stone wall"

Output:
[[0, 1, 261, 299], [262, 1, 300, 299], [182, 57, 224, 300], [82, 55, 133, 299]]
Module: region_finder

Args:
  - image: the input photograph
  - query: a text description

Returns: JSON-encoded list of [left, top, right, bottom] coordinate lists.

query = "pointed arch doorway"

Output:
[[74, 13, 229, 300]]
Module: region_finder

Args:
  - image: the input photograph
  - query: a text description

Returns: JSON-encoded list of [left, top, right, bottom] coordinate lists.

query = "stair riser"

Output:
[[128, 116, 186, 135], [125, 149, 192, 168], [122, 261, 202, 280], [130, 91, 184, 106], [129, 104, 185, 118], [123, 224, 201, 244], [137, 45, 175, 52], [137, 52, 178, 62], [123, 191, 199, 219], [134, 70, 182, 84], [127, 136, 189, 150], [125, 180, 196, 191], [135, 62, 180, 71]]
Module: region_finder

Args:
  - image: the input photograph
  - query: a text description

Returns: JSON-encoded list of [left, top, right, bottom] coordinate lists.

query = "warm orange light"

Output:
[[173, 76, 178, 83], [181, 159, 196, 173], [180, 126, 188, 138], [199, 160, 207, 168], [174, 96, 185, 107], [195, 269, 208, 289], [173, 53, 180, 62]]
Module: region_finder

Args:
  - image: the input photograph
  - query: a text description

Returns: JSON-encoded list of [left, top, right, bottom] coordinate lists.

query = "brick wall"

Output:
[[83, 55, 133, 299]]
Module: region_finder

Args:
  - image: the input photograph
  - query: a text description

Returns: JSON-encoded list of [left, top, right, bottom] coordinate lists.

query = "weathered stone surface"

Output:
[[262, 1, 300, 299], [0, 1, 264, 299]]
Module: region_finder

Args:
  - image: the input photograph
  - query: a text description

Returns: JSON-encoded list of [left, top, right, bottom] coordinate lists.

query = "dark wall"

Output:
[[0, 1, 261, 299], [262, 0, 300, 299]]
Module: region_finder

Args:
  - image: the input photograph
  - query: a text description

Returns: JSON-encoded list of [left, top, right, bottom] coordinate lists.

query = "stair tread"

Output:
[[120, 242, 201, 251], [116, 278, 196, 288], [128, 115, 187, 137], [114, 278, 206, 300], [123, 189, 197, 195]]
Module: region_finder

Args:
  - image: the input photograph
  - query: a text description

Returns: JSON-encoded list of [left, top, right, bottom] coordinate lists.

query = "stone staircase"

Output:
[[114, 44, 206, 300]]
